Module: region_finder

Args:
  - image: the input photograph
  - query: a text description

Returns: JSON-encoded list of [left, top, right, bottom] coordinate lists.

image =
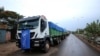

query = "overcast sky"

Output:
[[0, 0, 100, 31]]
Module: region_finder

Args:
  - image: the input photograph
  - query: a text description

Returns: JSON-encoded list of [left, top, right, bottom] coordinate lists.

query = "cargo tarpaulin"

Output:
[[21, 29, 30, 49], [48, 22, 66, 32]]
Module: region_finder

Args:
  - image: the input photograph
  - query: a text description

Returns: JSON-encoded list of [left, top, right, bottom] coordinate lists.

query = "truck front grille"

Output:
[[18, 32, 35, 38], [30, 32, 35, 38]]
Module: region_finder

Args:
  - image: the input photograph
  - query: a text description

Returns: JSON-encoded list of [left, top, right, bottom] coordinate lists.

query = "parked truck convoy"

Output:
[[16, 15, 68, 52]]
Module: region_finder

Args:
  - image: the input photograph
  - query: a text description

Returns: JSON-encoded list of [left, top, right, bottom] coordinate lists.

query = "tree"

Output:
[[85, 20, 100, 40], [0, 7, 4, 13], [0, 10, 23, 19], [0, 7, 24, 24], [0, 7, 24, 40]]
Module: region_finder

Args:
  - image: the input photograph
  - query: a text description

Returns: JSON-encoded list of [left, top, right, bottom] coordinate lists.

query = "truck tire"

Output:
[[43, 40, 50, 53], [56, 38, 60, 45], [58, 38, 61, 44], [59, 38, 61, 43]]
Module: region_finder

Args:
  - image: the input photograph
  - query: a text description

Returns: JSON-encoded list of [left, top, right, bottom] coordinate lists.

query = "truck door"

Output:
[[40, 19, 47, 32]]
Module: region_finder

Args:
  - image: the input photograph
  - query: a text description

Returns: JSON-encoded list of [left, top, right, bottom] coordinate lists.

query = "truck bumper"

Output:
[[16, 38, 45, 49]]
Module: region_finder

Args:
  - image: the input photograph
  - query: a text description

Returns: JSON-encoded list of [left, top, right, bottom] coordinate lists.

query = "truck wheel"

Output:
[[43, 41, 50, 53], [55, 39, 59, 45], [59, 38, 61, 43]]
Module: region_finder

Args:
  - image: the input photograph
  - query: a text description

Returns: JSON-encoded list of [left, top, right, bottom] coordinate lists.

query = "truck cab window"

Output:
[[40, 19, 47, 32]]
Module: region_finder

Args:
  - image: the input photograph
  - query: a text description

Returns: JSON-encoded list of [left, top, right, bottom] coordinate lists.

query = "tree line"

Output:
[[75, 19, 100, 41]]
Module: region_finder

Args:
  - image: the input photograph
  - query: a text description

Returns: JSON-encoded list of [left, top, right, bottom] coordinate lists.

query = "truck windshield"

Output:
[[18, 19, 39, 30]]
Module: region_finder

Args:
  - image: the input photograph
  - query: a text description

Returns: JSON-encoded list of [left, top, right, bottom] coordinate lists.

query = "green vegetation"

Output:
[[75, 20, 100, 42], [0, 7, 23, 19], [85, 20, 100, 40], [0, 7, 23, 24]]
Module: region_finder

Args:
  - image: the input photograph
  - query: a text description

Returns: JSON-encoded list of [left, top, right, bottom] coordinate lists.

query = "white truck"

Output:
[[16, 15, 68, 52]]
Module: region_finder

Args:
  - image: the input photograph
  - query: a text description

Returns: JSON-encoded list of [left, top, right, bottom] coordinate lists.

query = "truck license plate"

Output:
[[34, 44, 39, 46]]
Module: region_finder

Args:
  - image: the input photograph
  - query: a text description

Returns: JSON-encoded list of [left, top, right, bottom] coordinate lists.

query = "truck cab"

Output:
[[16, 15, 51, 52]]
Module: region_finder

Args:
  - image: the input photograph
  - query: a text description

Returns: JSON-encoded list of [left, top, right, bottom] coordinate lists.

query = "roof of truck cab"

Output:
[[48, 22, 66, 32], [19, 16, 40, 22]]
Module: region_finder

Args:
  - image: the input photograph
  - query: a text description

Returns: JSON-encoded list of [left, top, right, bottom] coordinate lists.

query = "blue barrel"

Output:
[[0, 29, 6, 43]]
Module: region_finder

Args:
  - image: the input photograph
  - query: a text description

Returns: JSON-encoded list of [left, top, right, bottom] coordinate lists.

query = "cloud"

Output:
[[0, 0, 100, 31]]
